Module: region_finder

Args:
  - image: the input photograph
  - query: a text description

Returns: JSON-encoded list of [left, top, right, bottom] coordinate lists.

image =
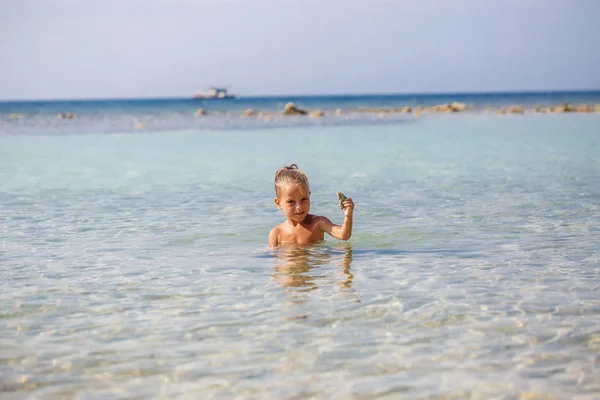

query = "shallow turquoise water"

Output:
[[1, 114, 599, 398]]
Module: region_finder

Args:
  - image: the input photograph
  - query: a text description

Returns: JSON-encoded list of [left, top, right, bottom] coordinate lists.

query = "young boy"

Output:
[[269, 164, 354, 247]]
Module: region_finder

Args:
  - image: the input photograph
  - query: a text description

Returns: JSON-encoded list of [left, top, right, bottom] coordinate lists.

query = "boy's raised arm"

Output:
[[321, 196, 354, 240], [321, 215, 353, 241], [332, 197, 354, 240]]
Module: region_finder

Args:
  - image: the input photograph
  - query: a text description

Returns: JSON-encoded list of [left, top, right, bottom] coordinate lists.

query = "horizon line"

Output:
[[2, 88, 600, 103]]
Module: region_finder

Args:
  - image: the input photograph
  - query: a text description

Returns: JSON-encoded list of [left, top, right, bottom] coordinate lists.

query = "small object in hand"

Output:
[[337, 192, 347, 210]]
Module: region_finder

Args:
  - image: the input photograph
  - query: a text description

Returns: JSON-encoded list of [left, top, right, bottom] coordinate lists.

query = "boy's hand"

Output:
[[342, 198, 354, 217]]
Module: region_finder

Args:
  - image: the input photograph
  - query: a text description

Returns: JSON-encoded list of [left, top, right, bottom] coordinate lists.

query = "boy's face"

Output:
[[274, 183, 311, 223]]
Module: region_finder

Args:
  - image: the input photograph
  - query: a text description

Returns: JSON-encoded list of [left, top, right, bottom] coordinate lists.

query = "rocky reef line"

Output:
[[196, 101, 600, 121], [6, 102, 600, 130]]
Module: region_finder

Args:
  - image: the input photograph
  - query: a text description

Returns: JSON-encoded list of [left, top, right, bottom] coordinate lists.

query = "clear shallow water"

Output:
[[1, 114, 599, 398]]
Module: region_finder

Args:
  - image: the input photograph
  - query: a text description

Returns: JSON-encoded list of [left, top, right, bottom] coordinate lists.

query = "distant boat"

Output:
[[193, 87, 235, 99]]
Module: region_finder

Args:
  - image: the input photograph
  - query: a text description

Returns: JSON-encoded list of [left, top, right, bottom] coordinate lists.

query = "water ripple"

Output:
[[1, 116, 599, 398]]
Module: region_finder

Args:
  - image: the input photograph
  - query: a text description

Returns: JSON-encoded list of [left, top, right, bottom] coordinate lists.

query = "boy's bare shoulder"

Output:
[[269, 224, 283, 236], [269, 224, 282, 246], [309, 214, 333, 226]]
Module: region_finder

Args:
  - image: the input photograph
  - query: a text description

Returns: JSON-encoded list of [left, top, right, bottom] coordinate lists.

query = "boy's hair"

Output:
[[274, 164, 309, 197]]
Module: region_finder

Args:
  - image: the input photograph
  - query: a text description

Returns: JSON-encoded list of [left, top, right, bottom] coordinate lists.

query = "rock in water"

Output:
[[284, 102, 308, 115], [337, 192, 347, 210]]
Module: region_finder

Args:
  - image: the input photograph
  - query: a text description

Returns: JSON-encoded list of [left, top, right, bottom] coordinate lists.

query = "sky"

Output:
[[1, 0, 599, 100]]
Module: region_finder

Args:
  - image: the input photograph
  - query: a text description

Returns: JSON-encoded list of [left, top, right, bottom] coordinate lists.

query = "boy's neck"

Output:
[[286, 214, 313, 226]]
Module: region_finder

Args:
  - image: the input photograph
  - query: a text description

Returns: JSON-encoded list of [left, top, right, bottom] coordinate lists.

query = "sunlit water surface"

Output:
[[1, 114, 599, 399]]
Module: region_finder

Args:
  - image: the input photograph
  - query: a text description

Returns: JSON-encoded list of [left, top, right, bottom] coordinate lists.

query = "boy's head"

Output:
[[274, 164, 311, 221], [274, 164, 309, 197]]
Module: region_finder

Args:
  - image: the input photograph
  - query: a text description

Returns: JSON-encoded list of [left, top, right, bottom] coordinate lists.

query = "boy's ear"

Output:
[[274, 198, 281, 209]]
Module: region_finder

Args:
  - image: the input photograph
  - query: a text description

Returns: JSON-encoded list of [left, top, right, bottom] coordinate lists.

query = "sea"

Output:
[[1, 91, 599, 399]]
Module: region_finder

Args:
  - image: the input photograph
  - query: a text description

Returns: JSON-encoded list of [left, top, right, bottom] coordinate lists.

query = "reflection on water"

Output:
[[271, 245, 355, 294], [338, 248, 354, 291]]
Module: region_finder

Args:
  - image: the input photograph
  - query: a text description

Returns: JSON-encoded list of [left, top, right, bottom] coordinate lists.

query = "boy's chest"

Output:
[[279, 223, 324, 245]]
